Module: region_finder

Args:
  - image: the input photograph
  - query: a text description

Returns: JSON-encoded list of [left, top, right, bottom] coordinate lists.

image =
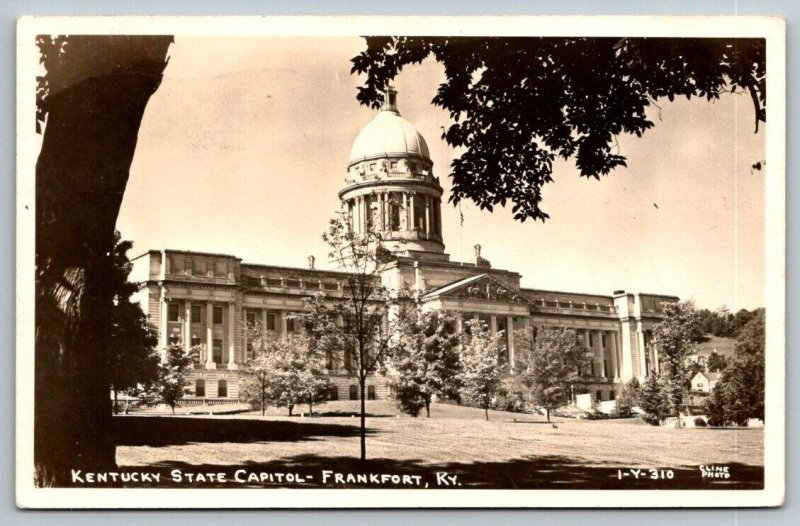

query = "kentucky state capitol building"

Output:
[[131, 87, 678, 404]]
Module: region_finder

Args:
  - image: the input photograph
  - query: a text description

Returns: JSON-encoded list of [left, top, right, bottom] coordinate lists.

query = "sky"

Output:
[[116, 36, 766, 311]]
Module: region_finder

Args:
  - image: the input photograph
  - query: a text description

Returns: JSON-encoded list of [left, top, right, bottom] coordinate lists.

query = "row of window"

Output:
[[168, 304, 298, 333], [194, 379, 226, 398], [245, 311, 296, 332], [167, 304, 224, 324]]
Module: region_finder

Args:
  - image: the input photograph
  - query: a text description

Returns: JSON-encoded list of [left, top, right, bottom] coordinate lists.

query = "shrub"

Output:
[[694, 416, 708, 427]]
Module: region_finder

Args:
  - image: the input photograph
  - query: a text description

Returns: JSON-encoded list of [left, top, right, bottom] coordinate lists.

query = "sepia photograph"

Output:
[[15, 16, 785, 508]]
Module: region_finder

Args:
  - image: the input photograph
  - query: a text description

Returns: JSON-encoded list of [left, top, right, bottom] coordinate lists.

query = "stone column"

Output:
[[379, 192, 386, 231], [280, 310, 288, 337], [409, 193, 416, 231], [228, 302, 237, 369], [595, 330, 605, 378], [424, 195, 432, 237], [206, 301, 215, 369], [637, 322, 647, 377], [653, 342, 660, 375], [261, 309, 268, 339], [489, 315, 498, 335], [456, 313, 464, 333], [158, 288, 168, 353], [184, 300, 192, 354], [355, 196, 363, 234], [402, 193, 409, 230], [436, 198, 442, 235], [609, 331, 620, 380], [507, 316, 515, 371]]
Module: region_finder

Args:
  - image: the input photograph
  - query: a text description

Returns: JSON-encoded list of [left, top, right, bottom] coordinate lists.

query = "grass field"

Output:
[[114, 400, 763, 490]]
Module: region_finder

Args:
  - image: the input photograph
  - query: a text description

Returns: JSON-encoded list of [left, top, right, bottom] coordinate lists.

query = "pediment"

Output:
[[424, 274, 525, 304]]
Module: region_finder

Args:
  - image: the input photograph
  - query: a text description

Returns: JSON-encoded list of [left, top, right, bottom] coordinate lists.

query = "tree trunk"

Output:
[[360, 376, 367, 461], [34, 36, 172, 486], [425, 396, 430, 418], [546, 407, 550, 423], [485, 406, 489, 421], [261, 386, 266, 416], [309, 400, 313, 416], [289, 404, 294, 416]]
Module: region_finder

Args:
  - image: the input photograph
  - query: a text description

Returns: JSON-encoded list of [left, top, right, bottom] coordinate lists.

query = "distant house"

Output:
[[691, 371, 721, 393], [690, 335, 736, 368]]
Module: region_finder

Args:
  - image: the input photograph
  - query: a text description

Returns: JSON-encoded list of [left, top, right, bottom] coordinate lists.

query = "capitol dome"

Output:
[[348, 90, 430, 164]]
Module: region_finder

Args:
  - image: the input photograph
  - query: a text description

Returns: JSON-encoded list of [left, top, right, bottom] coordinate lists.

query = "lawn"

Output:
[[114, 400, 763, 490]]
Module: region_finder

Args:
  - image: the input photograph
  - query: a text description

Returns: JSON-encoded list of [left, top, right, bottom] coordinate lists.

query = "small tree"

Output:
[[155, 343, 198, 414], [239, 324, 277, 416], [703, 386, 727, 427], [613, 377, 641, 418], [652, 301, 700, 422], [300, 211, 413, 460], [639, 374, 670, 426], [459, 320, 505, 421], [390, 310, 462, 417], [706, 351, 729, 372], [516, 326, 591, 422]]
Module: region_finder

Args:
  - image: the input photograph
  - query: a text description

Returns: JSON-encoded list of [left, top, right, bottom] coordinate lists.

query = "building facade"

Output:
[[131, 87, 678, 404]]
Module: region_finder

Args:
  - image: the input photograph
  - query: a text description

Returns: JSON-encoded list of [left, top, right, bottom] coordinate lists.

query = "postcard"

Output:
[[15, 15, 785, 508]]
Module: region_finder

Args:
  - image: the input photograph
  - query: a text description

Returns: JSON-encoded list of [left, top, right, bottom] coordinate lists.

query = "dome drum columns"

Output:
[[342, 189, 443, 247]]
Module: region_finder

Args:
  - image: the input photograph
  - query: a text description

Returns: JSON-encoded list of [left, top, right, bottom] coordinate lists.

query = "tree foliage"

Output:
[[106, 232, 160, 414], [240, 327, 330, 416], [652, 301, 700, 417], [352, 37, 765, 221], [389, 310, 462, 417], [639, 374, 670, 426], [706, 351, 729, 373], [695, 306, 760, 339], [702, 309, 765, 425], [458, 320, 505, 421], [515, 326, 591, 422], [613, 377, 641, 418]]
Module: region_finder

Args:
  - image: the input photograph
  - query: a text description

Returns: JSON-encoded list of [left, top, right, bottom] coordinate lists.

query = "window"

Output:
[[286, 317, 295, 333], [217, 379, 228, 398], [213, 339, 223, 362], [367, 385, 376, 401], [588, 332, 595, 347], [603, 359, 609, 378], [191, 305, 201, 323], [349, 385, 358, 400], [390, 161, 397, 170], [697, 382, 704, 388], [195, 379, 205, 397], [602, 334, 607, 348], [596, 390, 603, 401], [168, 304, 179, 322], [609, 390, 616, 400], [213, 306, 223, 324], [267, 313, 276, 331], [191, 334, 201, 347], [246, 311, 257, 327], [329, 385, 339, 401], [590, 361, 595, 377], [168, 332, 181, 345]]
